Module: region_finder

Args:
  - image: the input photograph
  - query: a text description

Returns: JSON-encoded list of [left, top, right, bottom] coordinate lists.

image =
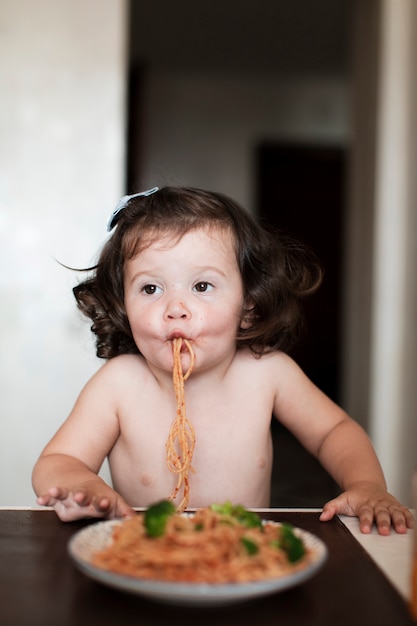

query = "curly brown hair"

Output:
[[73, 186, 322, 359]]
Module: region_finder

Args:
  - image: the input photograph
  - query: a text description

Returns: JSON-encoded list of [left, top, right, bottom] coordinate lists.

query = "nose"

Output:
[[164, 298, 191, 321]]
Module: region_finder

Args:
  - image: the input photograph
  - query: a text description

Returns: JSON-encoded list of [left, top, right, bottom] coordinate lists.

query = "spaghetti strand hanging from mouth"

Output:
[[166, 337, 196, 512]]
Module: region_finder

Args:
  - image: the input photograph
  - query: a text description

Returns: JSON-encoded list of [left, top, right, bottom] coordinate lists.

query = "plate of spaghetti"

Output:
[[68, 501, 328, 606]]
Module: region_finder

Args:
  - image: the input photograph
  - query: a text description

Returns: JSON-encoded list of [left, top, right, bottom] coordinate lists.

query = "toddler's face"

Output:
[[123, 226, 245, 376]]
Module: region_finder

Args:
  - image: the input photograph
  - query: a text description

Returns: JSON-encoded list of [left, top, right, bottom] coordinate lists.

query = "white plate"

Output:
[[68, 518, 328, 607]]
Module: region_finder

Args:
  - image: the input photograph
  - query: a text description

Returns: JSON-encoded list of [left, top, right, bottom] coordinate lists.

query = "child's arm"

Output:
[[33, 453, 135, 522], [272, 353, 414, 535], [32, 358, 136, 522], [315, 418, 414, 534]]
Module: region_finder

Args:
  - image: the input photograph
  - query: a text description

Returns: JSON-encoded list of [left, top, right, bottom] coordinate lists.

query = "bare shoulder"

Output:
[[234, 349, 300, 378], [92, 353, 148, 380], [79, 354, 151, 399], [226, 350, 306, 405]]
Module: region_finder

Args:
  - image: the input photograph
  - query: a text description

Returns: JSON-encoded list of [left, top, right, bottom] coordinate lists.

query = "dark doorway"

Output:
[[256, 141, 346, 400], [256, 141, 346, 506]]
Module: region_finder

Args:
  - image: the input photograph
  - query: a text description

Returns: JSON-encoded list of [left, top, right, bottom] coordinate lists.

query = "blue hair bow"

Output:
[[106, 186, 159, 231]]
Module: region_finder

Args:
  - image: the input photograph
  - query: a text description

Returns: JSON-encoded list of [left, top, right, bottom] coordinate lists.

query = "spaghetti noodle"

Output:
[[92, 504, 311, 583], [165, 337, 196, 511]]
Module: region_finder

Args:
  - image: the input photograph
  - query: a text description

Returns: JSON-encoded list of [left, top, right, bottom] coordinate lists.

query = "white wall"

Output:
[[140, 72, 350, 211], [0, 0, 127, 505], [368, 0, 417, 503], [332, 0, 417, 504]]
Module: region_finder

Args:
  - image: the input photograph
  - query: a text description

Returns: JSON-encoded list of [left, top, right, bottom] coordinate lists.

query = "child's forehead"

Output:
[[126, 224, 235, 257]]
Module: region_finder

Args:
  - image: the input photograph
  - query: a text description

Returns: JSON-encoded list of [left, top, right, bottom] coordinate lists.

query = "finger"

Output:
[[36, 494, 54, 506], [73, 490, 92, 506], [389, 506, 413, 534], [117, 502, 136, 518], [112, 496, 136, 519], [319, 503, 337, 521], [357, 504, 375, 534], [404, 508, 415, 529], [370, 503, 398, 535], [48, 486, 70, 500], [319, 494, 355, 521], [93, 497, 111, 512], [53, 502, 95, 522], [36, 487, 68, 506]]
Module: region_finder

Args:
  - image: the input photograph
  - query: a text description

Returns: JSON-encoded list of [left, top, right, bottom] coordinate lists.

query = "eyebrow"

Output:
[[125, 265, 229, 287]]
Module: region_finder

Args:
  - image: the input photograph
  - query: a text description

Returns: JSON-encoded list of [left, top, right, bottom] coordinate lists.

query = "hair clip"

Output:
[[106, 186, 159, 231]]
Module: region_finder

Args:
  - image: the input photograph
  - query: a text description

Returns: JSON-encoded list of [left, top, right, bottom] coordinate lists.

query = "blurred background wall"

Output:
[[1, 0, 415, 507], [0, 0, 126, 504]]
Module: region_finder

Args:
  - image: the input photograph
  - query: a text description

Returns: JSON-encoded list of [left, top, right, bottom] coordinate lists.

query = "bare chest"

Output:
[[109, 383, 274, 508]]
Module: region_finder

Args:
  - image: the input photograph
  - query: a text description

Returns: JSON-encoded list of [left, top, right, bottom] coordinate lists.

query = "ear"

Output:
[[240, 317, 252, 330], [240, 303, 255, 329]]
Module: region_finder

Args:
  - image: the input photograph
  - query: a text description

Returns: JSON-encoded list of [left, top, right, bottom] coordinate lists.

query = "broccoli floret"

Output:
[[144, 499, 176, 537]]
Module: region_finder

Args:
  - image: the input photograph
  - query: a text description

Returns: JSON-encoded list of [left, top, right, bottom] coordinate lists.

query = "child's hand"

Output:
[[36, 483, 135, 522], [319, 481, 414, 535]]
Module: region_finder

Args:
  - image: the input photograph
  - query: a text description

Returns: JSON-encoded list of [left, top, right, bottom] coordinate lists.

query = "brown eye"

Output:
[[194, 282, 210, 292], [143, 284, 159, 295]]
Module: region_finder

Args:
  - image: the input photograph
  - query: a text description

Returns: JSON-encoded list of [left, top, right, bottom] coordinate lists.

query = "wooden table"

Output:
[[0, 508, 415, 626]]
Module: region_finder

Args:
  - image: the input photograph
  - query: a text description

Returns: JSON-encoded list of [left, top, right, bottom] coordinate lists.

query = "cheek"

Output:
[[207, 306, 242, 335], [129, 307, 162, 340], [125, 304, 144, 331]]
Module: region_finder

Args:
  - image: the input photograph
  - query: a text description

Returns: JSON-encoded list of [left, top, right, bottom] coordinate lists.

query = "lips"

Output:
[[168, 330, 189, 341], [168, 335, 193, 353]]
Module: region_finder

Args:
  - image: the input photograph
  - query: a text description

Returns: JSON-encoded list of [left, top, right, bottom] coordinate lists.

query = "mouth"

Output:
[[169, 335, 192, 353], [168, 330, 190, 341], [170, 336, 195, 380]]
